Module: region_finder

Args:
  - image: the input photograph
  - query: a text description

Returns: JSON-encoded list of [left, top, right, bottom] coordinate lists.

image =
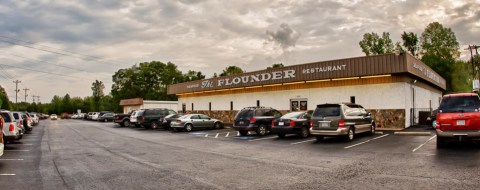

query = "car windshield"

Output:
[[281, 112, 304, 119], [439, 96, 480, 113], [178, 115, 190, 119], [313, 105, 341, 117], [236, 110, 253, 118], [13, 113, 20, 120], [1, 113, 12, 122]]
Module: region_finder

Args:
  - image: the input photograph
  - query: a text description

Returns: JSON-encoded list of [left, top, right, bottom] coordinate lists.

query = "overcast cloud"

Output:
[[0, 0, 478, 103]]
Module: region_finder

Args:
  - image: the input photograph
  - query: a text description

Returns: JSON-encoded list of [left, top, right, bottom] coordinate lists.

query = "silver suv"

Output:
[[1, 110, 23, 142], [310, 103, 375, 141]]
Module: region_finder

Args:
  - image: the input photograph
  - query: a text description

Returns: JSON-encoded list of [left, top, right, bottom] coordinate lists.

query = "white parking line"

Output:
[[290, 139, 317, 145], [412, 135, 437, 152], [215, 133, 219, 138], [0, 159, 24, 161], [344, 134, 389, 149], [4, 150, 30, 152], [237, 132, 240, 136], [225, 132, 230, 137], [204, 134, 208, 137], [248, 136, 278, 142], [0, 174, 16, 176], [9, 144, 33, 146]]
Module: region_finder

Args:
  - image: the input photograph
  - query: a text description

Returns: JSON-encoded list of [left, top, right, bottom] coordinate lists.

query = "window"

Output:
[[182, 103, 186, 113], [230, 101, 233, 111], [255, 109, 266, 116], [257, 100, 260, 107], [192, 103, 194, 111], [199, 115, 210, 119], [209, 102, 211, 111], [350, 96, 356, 104], [190, 115, 200, 119], [168, 110, 177, 115], [1, 113, 12, 122], [313, 105, 341, 117]]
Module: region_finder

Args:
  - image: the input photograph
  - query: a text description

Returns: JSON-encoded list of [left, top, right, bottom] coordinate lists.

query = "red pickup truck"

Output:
[[436, 93, 480, 148]]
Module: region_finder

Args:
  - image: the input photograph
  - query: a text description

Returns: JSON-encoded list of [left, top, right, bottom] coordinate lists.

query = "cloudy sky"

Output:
[[0, 0, 478, 103]]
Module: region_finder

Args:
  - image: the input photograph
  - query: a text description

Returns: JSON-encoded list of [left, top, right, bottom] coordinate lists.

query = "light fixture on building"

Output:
[[331, 77, 360, 81], [215, 89, 229, 92], [203, 90, 216, 93], [305, 79, 331, 83], [245, 86, 262, 89], [360, 74, 392, 79], [283, 81, 305, 85], [263, 83, 283, 87], [230, 87, 245, 90]]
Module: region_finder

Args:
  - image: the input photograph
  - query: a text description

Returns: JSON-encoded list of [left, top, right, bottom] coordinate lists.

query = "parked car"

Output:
[[130, 110, 145, 127], [170, 114, 223, 132], [436, 93, 480, 148], [310, 103, 375, 141], [99, 113, 115, 122], [51, 114, 58, 120], [85, 112, 93, 120], [30, 112, 40, 124], [271, 111, 313, 138], [140, 108, 177, 129], [26, 112, 38, 126], [162, 114, 184, 130], [90, 112, 100, 121], [21, 112, 33, 132], [114, 110, 135, 127], [0, 114, 3, 157], [426, 109, 438, 129], [233, 107, 283, 136], [11, 112, 26, 134], [1, 110, 23, 142]]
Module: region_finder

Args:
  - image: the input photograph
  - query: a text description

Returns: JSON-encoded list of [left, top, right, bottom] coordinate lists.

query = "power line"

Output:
[[0, 63, 88, 80], [0, 51, 91, 73]]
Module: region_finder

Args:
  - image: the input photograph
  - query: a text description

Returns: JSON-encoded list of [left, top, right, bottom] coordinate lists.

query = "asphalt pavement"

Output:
[[1, 120, 480, 189]]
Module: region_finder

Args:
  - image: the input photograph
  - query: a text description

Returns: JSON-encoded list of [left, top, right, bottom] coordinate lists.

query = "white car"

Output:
[[0, 117, 4, 157], [130, 110, 145, 127], [91, 112, 100, 121], [51, 114, 58, 120], [1, 110, 23, 142]]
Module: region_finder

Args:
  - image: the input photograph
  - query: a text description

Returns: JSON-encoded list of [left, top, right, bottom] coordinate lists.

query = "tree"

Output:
[[92, 80, 105, 111], [183, 70, 205, 81], [401, 32, 419, 56], [0, 85, 10, 109], [359, 32, 395, 56], [420, 22, 461, 92], [220, 66, 244, 76], [267, 63, 284, 70]]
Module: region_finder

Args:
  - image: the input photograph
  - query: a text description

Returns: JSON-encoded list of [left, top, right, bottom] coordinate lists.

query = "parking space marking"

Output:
[[237, 132, 240, 136], [0, 159, 24, 161], [248, 136, 278, 142], [290, 139, 317, 145], [8, 143, 33, 146], [0, 174, 16, 176], [344, 134, 389, 149], [4, 150, 30, 152], [214, 133, 219, 138], [225, 132, 230, 137], [205, 134, 208, 137], [412, 135, 437, 152]]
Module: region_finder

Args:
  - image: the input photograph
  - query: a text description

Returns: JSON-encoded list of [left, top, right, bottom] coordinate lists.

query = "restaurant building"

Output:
[[167, 53, 446, 129], [119, 98, 178, 114]]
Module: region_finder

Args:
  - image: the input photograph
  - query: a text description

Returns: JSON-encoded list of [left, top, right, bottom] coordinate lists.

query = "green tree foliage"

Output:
[[92, 80, 105, 111], [450, 60, 472, 92], [183, 70, 205, 81], [401, 32, 419, 56], [359, 32, 394, 56], [267, 63, 284, 70], [220, 66, 244, 76], [0, 85, 11, 109]]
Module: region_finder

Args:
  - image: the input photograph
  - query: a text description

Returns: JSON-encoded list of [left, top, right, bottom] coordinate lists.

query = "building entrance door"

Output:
[[290, 99, 308, 111]]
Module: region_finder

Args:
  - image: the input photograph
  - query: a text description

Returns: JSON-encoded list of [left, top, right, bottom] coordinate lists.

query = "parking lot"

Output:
[[2, 119, 480, 189]]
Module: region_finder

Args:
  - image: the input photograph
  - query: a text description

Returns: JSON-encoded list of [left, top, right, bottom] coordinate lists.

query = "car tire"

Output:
[[123, 120, 130, 127], [213, 122, 221, 130], [345, 127, 355, 141], [257, 124, 267, 136], [369, 123, 376, 136], [315, 135, 324, 141], [152, 122, 159, 129], [437, 136, 445, 148], [299, 127, 309, 138], [277, 133, 286, 138], [239, 130, 248, 136], [185, 124, 193, 132]]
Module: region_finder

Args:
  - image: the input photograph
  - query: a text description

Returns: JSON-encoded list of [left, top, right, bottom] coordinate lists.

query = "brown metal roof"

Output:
[[167, 53, 446, 94], [119, 98, 144, 106]]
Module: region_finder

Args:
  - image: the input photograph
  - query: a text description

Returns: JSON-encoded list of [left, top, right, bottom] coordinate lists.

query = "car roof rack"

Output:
[[241, 106, 274, 110]]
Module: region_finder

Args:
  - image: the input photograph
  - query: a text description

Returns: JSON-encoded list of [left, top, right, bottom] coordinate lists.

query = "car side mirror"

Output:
[[367, 112, 372, 116]]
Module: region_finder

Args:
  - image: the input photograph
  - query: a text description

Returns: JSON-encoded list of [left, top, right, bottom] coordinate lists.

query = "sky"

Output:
[[0, 0, 479, 103]]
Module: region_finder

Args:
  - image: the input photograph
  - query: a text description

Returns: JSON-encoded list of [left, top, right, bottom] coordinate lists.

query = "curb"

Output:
[[393, 131, 432, 136], [374, 131, 384, 135]]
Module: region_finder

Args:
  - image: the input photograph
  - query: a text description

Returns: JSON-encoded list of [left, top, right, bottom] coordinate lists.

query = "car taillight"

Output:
[[177, 119, 182, 123], [139, 116, 144, 122], [338, 119, 345, 128], [9, 124, 15, 131], [271, 121, 275, 126], [250, 118, 256, 124], [290, 120, 295, 127], [310, 120, 313, 128], [20, 120, 23, 125], [436, 121, 440, 129]]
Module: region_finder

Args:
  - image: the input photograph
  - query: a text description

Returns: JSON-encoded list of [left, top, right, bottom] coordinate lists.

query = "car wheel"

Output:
[[152, 122, 159, 129], [185, 124, 193, 132], [239, 130, 248, 136], [437, 136, 445, 148], [315, 136, 324, 141], [300, 127, 309, 138], [257, 124, 267, 136], [123, 120, 130, 127], [432, 120, 437, 130], [277, 133, 286, 138], [346, 127, 355, 141], [213, 122, 221, 130], [369, 123, 376, 135]]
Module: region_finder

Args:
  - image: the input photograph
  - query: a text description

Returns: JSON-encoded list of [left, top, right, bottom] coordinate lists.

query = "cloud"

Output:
[[266, 23, 300, 51]]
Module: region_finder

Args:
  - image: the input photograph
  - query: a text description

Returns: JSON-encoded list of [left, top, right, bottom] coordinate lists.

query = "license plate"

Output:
[[279, 122, 284, 126], [456, 120, 465, 126], [320, 122, 329, 127], [239, 121, 244, 125]]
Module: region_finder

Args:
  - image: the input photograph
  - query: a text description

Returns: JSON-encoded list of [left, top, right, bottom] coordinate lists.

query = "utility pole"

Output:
[[33, 95, 40, 103], [32, 95, 36, 103], [13, 80, 21, 107], [23, 88, 29, 102], [466, 45, 480, 91], [36, 96, 40, 103]]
